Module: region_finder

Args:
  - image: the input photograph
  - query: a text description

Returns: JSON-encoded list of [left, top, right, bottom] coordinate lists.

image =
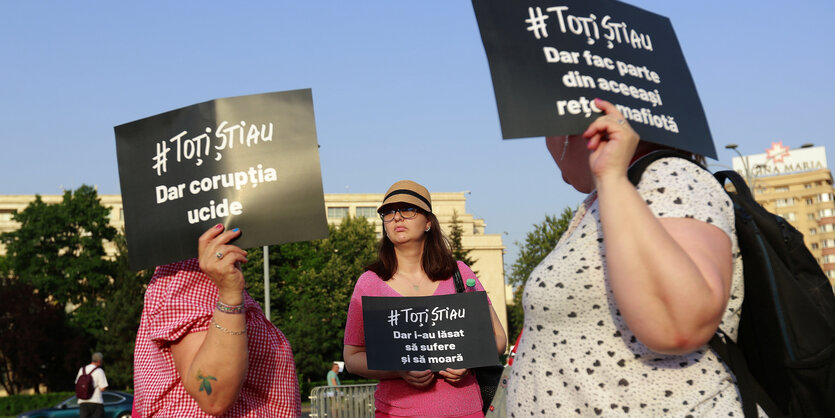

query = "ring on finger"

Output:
[[216, 251, 224, 260]]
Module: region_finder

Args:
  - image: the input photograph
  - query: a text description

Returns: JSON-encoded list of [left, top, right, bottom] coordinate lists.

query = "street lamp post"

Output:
[[725, 144, 753, 185]]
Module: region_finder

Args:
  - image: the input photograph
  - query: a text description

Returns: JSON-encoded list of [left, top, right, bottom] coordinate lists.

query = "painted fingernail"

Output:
[[215, 224, 223, 229], [232, 228, 239, 232]]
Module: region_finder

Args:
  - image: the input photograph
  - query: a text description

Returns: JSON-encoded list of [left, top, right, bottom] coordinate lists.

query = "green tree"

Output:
[[506, 207, 574, 343], [0, 185, 117, 338], [98, 231, 150, 389], [0, 278, 87, 394], [448, 210, 477, 269], [243, 215, 377, 388], [0, 185, 120, 392]]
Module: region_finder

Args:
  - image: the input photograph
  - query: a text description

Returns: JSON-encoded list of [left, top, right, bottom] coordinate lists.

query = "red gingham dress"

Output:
[[132, 258, 301, 417]]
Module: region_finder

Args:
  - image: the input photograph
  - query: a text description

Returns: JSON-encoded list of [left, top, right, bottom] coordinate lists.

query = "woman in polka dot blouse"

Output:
[[507, 99, 749, 416]]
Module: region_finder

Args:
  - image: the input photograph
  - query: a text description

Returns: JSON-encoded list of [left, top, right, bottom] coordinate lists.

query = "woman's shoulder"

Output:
[[357, 269, 383, 281], [352, 270, 386, 294], [637, 155, 736, 237], [146, 258, 213, 303], [639, 156, 727, 197], [455, 260, 475, 276], [153, 257, 201, 276]]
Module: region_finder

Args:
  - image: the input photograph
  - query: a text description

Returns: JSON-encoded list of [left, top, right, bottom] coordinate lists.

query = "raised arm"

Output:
[[170, 224, 249, 415], [585, 99, 733, 355]]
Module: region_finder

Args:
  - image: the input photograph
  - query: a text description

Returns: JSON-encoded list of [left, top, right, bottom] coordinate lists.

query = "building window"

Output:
[[775, 186, 789, 192], [805, 183, 813, 189], [809, 228, 817, 235], [327, 207, 348, 219], [820, 209, 835, 218], [808, 213, 817, 221], [822, 224, 835, 233], [811, 243, 819, 250], [828, 270, 835, 279], [823, 255, 835, 263], [822, 239, 835, 248], [820, 193, 834, 202], [782, 212, 796, 221], [775, 198, 794, 208], [356, 206, 377, 219], [0, 212, 12, 222], [806, 198, 815, 205]]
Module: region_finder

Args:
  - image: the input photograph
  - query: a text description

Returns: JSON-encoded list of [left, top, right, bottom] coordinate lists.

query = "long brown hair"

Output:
[[365, 210, 457, 281]]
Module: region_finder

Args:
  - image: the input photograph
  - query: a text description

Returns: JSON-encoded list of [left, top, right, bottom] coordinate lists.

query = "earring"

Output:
[[560, 135, 569, 161], [425, 226, 431, 232]]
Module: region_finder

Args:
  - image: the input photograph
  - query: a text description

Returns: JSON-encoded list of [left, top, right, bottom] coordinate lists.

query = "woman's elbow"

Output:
[[194, 395, 238, 416], [640, 326, 716, 355], [185, 381, 239, 416]]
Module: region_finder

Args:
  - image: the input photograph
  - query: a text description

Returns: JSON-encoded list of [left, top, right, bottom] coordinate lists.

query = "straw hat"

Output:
[[378, 180, 432, 213]]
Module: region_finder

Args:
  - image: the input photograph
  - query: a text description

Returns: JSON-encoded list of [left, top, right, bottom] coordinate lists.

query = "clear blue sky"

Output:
[[2, 1, 833, 266]]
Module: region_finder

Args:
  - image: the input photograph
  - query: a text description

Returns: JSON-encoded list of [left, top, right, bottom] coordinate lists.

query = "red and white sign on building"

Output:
[[731, 144, 828, 178]]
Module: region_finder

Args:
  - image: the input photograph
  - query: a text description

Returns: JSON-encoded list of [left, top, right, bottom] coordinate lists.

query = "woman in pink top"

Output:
[[343, 180, 507, 418]]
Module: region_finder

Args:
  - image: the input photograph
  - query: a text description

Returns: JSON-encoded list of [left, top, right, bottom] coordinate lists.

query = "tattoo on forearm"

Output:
[[197, 371, 218, 395]]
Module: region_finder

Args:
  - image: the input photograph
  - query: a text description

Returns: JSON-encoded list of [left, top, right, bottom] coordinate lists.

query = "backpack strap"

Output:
[[713, 170, 755, 202], [710, 333, 785, 417], [82, 365, 99, 376], [452, 264, 465, 293], [709, 333, 759, 418], [711, 172, 787, 418], [626, 150, 694, 186]]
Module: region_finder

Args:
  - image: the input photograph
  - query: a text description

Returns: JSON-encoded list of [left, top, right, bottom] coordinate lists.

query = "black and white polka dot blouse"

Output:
[[507, 157, 746, 417]]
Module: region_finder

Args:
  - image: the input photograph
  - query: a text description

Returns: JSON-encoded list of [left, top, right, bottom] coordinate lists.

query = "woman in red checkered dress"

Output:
[[132, 224, 301, 417]]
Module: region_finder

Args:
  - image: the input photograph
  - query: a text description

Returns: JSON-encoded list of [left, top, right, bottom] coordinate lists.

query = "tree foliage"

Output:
[[448, 210, 477, 269], [0, 278, 87, 394], [0, 185, 145, 392], [0, 186, 117, 336], [506, 207, 574, 287], [99, 231, 150, 389], [506, 207, 574, 343], [243, 215, 378, 386]]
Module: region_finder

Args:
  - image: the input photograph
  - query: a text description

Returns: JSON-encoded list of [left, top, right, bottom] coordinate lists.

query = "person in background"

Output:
[[328, 362, 341, 387], [327, 362, 342, 418], [76, 352, 108, 418], [132, 225, 301, 417], [343, 180, 507, 418], [507, 99, 746, 416]]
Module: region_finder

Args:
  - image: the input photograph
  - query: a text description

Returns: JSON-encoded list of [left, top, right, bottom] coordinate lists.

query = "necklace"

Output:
[[394, 273, 423, 291]]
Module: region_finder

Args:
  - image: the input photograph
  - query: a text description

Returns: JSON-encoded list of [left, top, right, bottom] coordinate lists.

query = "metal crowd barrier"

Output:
[[308, 383, 377, 418]]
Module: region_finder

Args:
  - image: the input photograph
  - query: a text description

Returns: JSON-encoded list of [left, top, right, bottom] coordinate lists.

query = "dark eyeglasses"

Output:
[[380, 207, 419, 222]]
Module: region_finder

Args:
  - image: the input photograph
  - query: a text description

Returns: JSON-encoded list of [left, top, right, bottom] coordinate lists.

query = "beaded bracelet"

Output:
[[216, 299, 245, 314], [211, 318, 246, 335]]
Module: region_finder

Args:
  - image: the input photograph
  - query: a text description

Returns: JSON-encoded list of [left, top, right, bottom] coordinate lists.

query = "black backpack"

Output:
[[628, 150, 835, 418], [75, 365, 98, 400]]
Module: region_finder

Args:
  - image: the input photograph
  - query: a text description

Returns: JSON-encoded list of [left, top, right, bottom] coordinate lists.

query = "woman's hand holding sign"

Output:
[[170, 224, 250, 415], [583, 98, 640, 191], [198, 223, 248, 305], [397, 369, 435, 388], [439, 368, 468, 383]]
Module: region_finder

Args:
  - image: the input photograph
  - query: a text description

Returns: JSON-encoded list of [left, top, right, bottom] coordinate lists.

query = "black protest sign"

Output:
[[362, 292, 501, 371], [472, 0, 716, 158], [114, 89, 328, 271]]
